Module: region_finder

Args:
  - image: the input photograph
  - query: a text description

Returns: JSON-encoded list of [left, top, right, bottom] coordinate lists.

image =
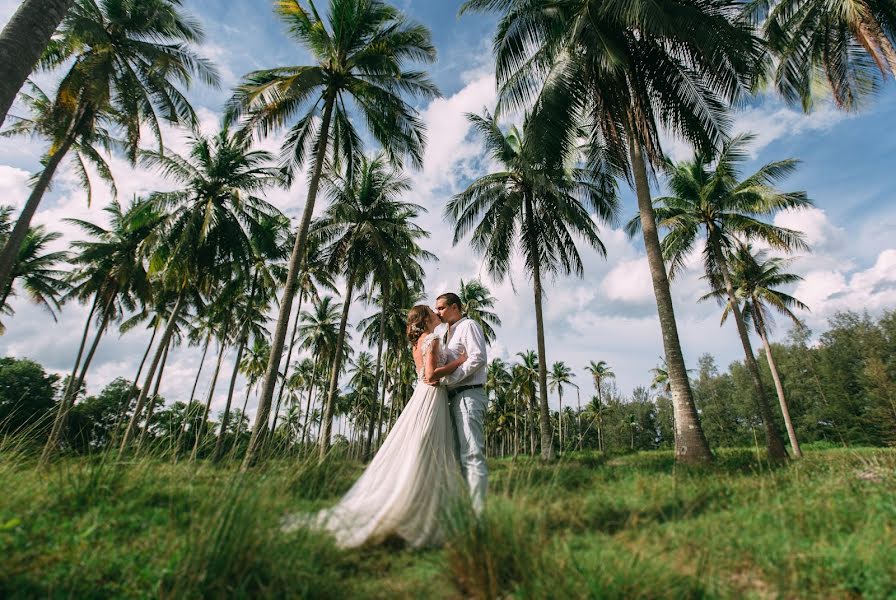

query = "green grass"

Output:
[[1, 447, 894, 598]]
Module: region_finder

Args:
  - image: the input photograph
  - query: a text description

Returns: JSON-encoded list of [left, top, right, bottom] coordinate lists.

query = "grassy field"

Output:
[[1, 446, 894, 599]]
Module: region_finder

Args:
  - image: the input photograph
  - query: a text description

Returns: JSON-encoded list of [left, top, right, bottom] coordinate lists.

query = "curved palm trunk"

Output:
[[39, 294, 98, 465], [629, 138, 713, 464], [375, 366, 389, 448], [558, 388, 564, 454], [171, 332, 210, 458], [524, 194, 555, 460], [136, 339, 170, 452], [756, 314, 802, 458], [214, 334, 248, 462], [0, 0, 74, 126], [115, 322, 158, 450], [191, 341, 226, 462], [0, 126, 77, 294], [364, 292, 389, 460], [319, 273, 355, 460], [234, 382, 253, 441], [272, 289, 306, 430], [119, 290, 185, 455], [243, 94, 336, 470], [709, 237, 788, 461]]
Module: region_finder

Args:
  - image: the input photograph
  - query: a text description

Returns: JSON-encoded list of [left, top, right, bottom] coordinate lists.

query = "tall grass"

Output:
[[1, 444, 894, 598]]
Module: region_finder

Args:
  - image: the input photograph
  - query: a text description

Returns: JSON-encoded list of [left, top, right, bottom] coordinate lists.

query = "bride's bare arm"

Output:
[[426, 339, 466, 381]]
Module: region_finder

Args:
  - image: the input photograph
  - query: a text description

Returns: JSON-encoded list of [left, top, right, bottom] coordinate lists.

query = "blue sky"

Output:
[[2, 0, 895, 420]]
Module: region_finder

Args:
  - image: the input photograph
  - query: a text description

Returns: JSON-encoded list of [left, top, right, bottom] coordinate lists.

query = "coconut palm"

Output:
[[0, 0, 75, 127], [227, 0, 438, 469], [0, 207, 69, 332], [548, 361, 574, 452], [748, 0, 896, 111], [315, 153, 431, 459], [39, 198, 160, 463], [458, 278, 502, 345], [296, 295, 343, 448], [118, 127, 285, 454], [447, 110, 618, 460], [585, 361, 614, 452], [648, 133, 810, 460], [462, 0, 761, 464], [486, 358, 513, 455], [513, 350, 540, 455], [0, 0, 218, 295], [702, 244, 810, 457]]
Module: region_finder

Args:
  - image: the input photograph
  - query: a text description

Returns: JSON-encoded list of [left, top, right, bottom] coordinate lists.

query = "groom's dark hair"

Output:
[[437, 292, 462, 311]]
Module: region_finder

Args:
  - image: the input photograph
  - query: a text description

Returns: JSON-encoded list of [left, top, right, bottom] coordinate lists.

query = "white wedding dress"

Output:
[[282, 333, 461, 548]]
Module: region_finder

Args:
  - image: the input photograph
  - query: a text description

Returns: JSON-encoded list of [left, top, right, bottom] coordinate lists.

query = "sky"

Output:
[[2, 0, 896, 421]]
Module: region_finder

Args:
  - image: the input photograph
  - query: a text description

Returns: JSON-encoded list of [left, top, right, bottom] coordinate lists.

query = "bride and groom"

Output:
[[282, 292, 489, 548]]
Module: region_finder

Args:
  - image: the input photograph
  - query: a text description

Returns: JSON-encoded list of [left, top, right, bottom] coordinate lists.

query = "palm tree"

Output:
[[548, 361, 574, 453], [315, 153, 431, 459], [118, 127, 285, 454], [458, 279, 502, 345], [227, 0, 438, 469], [703, 244, 809, 457], [296, 295, 343, 449], [0, 207, 68, 332], [486, 358, 513, 455], [0, 0, 75, 127], [39, 198, 160, 463], [585, 361, 615, 453], [462, 0, 761, 464], [0, 0, 218, 295], [447, 110, 618, 460], [514, 350, 540, 455], [748, 0, 896, 111], [650, 133, 810, 460]]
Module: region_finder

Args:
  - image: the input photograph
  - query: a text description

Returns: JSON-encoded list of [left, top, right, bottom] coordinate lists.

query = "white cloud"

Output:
[[0, 165, 30, 209]]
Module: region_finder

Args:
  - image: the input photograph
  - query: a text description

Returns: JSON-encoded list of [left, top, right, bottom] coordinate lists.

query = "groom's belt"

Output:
[[447, 384, 484, 400]]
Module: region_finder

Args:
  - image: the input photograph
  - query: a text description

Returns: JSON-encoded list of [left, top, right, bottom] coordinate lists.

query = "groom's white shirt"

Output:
[[438, 317, 487, 388]]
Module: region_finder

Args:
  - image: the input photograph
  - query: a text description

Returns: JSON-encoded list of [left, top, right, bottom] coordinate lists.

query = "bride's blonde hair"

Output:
[[406, 305, 430, 345]]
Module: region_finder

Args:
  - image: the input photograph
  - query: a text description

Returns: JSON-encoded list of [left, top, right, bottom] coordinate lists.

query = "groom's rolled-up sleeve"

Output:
[[442, 321, 487, 386]]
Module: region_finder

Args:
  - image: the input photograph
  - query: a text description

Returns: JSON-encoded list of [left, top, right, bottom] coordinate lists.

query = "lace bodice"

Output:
[[417, 332, 447, 380]]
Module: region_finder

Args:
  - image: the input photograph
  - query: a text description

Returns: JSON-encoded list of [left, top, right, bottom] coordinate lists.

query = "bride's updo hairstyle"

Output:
[[406, 304, 430, 345]]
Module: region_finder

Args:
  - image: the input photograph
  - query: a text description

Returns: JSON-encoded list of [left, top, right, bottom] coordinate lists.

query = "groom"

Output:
[[427, 292, 488, 514]]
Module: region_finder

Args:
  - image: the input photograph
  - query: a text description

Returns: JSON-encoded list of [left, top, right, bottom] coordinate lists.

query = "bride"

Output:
[[282, 304, 467, 548]]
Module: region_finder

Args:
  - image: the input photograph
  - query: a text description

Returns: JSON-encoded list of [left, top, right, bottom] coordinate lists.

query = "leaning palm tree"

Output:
[[648, 133, 810, 460], [447, 110, 619, 460], [702, 244, 809, 457], [0, 0, 218, 295], [747, 0, 896, 111], [39, 198, 160, 464], [315, 153, 432, 459], [0, 207, 69, 332], [227, 0, 438, 469], [548, 361, 574, 453], [458, 279, 502, 345], [0, 0, 75, 127], [462, 0, 761, 464], [118, 127, 286, 454]]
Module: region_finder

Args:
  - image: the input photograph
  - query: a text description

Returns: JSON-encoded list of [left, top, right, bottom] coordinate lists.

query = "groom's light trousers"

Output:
[[449, 387, 488, 515]]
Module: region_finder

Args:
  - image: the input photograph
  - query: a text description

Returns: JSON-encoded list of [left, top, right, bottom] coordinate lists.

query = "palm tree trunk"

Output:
[[191, 341, 226, 462], [189, 333, 212, 406], [119, 290, 185, 455], [558, 388, 563, 454], [39, 294, 98, 465], [575, 387, 582, 451], [273, 289, 306, 429], [364, 291, 389, 460], [235, 382, 253, 442], [524, 194, 555, 460], [628, 137, 713, 464], [319, 273, 355, 460], [115, 322, 158, 449], [375, 367, 389, 448], [0, 124, 78, 294], [214, 334, 247, 462], [0, 0, 74, 128], [136, 338, 170, 452], [243, 93, 336, 470], [301, 357, 320, 449], [756, 309, 802, 458], [709, 237, 788, 461]]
